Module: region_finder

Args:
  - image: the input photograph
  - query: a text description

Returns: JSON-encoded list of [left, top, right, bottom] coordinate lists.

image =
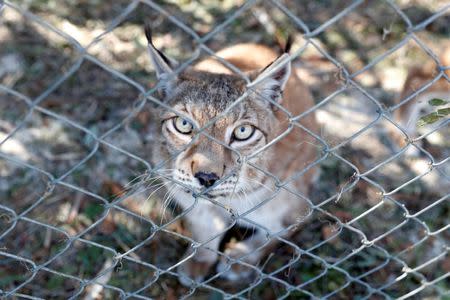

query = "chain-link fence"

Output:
[[1, 0, 449, 299]]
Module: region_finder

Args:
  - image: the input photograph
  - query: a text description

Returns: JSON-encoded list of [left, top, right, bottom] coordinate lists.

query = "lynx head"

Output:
[[146, 26, 291, 200]]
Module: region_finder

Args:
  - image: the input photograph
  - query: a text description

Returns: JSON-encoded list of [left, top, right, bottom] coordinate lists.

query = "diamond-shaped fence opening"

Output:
[[1, 158, 49, 211], [38, 60, 142, 133], [0, 220, 67, 264], [0, 91, 30, 139], [17, 268, 83, 299], [1, 0, 449, 299], [0, 253, 35, 294], [0, 5, 82, 99], [0, 109, 97, 179]]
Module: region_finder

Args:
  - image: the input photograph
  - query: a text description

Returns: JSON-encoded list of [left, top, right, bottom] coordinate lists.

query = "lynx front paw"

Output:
[[177, 257, 214, 287], [216, 244, 258, 282]]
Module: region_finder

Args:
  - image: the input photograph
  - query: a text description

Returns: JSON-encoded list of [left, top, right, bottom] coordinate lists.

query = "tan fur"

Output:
[[196, 43, 280, 72]]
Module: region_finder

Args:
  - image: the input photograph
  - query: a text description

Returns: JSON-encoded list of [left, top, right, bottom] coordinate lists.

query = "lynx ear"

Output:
[[251, 53, 291, 104], [145, 24, 178, 96]]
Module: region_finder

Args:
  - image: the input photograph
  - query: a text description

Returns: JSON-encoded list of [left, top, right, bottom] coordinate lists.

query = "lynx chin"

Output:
[[145, 25, 319, 285]]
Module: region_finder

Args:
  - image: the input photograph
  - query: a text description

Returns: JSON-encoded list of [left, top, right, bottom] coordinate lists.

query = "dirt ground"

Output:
[[0, 0, 449, 299]]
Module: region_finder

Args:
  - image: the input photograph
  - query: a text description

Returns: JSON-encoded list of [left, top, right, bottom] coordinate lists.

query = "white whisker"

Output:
[[123, 173, 149, 189], [160, 183, 175, 223], [145, 181, 170, 206], [160, 185, 180, 223]]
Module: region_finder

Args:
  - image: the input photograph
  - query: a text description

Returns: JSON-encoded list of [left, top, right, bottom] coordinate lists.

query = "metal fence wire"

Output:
[[0, 0, 449, 299]]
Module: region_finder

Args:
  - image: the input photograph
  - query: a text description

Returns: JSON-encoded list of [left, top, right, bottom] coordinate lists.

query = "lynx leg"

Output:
[[177, 202, 227, 286], [215, 229, 278, 281]]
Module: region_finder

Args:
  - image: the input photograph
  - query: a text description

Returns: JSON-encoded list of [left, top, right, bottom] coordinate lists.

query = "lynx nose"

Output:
[[194, 172, 219, 188]]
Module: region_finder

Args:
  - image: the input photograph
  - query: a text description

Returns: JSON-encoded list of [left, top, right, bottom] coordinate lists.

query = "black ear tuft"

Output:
[[144, 22, 153, 46], [284, 35, 293, 54], [144, 22, 172, 66]]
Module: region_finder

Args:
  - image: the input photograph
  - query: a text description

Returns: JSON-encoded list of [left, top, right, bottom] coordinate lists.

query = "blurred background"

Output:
[[0, 0, 449, 299]]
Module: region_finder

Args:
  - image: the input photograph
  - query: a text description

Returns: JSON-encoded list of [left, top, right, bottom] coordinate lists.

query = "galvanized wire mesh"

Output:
[[0, 0, 449, 299]]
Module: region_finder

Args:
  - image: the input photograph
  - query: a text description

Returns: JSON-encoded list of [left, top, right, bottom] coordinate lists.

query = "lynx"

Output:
[[145, 26, 319, 285]]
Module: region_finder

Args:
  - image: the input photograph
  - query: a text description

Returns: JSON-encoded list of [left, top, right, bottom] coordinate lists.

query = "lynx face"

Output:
[[146, 27, 291, 201], [154, 70, 286, 200]]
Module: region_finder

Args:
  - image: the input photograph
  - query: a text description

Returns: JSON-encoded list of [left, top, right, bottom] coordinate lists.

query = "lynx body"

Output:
[[146, 27, 318, 284]]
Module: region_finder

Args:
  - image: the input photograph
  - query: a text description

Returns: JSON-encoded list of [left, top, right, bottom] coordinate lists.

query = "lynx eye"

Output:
[[173, 117, 193, 134], [233, 125, 255, 141]]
